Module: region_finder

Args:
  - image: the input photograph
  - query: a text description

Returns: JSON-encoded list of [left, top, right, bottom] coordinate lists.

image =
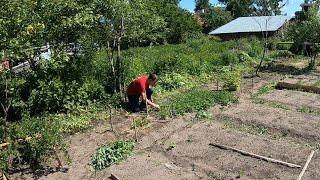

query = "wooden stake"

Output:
[[109, 106, 114, 132], [209, 143, 301, 168], [53, 148, 62, 169], [133, 117, 138, 142], [297, 150, 315, 180]]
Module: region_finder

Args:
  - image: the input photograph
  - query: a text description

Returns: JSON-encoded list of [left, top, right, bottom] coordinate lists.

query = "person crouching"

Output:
[[127, 73, 160, 112]]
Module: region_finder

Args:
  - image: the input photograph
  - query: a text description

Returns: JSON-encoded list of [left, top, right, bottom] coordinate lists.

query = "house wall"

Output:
[[213, 31, 277, 41]]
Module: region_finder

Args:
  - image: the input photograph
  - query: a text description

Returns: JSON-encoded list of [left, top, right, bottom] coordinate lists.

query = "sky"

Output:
[[179, 0, 305, 16]]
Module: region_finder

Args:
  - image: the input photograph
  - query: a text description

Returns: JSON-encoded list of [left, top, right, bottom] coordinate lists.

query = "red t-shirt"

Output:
[[127, 76, 149, 96]]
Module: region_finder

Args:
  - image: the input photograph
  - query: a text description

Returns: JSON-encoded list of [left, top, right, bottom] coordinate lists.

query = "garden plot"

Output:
[[277, 70, 320, 89], [259, 89, 320, 110], [221, 99, 320, 141], [94, 118, 318, 180]]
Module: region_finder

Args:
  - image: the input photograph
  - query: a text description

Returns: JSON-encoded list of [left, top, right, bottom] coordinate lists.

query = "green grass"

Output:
[[131, 116, 150, 129], [252, 84, 276, 98], [298, 106, 320, 116], [223, 118, 269, 136], [313, 80, 320, 87], [252, 98, 290, 111], [90, 140, 134, 171]]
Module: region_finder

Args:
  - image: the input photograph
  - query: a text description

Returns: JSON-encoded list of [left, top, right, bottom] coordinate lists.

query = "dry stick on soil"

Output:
[[297, 150, 315, 180], [133, 117, 138, 142], [109, 106, 114, 132], [209, 143, 301, 168], [110, 173, 120, 180]]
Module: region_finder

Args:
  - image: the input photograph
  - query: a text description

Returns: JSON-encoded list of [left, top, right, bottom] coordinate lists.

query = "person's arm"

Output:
[[141, 92, 160, 109]]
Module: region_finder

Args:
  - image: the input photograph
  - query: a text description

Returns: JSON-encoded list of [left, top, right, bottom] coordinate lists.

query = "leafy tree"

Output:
[[150, 0, 201, 43], [218, 0, 287, 18], [218, 0, 254, 18], [201, 7, 233, 33], [253, 0, 287, 16], [288, 7, 320, 67], [195, 0, 210, 12]]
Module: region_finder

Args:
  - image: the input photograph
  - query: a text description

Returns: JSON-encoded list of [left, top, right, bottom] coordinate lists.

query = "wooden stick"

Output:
[[146, 100, 148, 117], [297, 150, 315, 180], [209, 143, 301, 168], [110, 173, 120, 180], [133, 117, 138, 142], [109, 106, 114, 132], [53, 148, 62, 169]]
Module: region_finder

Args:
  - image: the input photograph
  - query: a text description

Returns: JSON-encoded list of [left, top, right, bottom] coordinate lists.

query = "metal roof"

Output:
[[209, 16, 293, 35]]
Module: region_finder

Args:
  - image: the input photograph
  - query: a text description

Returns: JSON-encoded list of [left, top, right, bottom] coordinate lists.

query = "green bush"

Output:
[[6, 116, 63, 169], [270, 50, 294, 59], [90, 140, 134, 171], [220, 51, 239, 66], [222, 70, 241, 91], [158, 72, 189, 91]]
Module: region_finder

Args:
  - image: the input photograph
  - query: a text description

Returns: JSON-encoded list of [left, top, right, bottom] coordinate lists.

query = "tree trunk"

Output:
[[255, 20, 269, 76], [116, 17, 124, 98], [1, 72, 10, 140]]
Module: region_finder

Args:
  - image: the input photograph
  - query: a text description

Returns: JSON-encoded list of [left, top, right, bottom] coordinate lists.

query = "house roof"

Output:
[[209, 15, 293, 35]]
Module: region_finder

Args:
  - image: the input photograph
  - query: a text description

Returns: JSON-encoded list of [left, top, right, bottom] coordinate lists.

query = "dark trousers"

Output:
[[128, 89, 153, 112]]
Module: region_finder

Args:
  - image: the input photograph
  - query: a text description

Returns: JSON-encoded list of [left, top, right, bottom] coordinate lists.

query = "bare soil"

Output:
[[260, 89, 320, 110], [11, 72, 320, 180]]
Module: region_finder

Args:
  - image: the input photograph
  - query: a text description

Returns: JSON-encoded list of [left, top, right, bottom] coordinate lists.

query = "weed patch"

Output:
[[223, 119, 269, 136], [131, 117, 150, 129], [298, 106, 320, 116], [253, 99, 290, 111], [158, 90, 238, 119], [90, 140, 134, 171], [253, 84, 276, 98]]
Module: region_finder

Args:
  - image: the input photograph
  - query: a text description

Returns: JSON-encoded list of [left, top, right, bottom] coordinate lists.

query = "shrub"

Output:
[[270, 50, 294, 59], [6, 116, 63, 169], [90, 140, 134, 171], [158, 72, 189, 91], [220, 51, 239, 66], [222, 70, 241, 91]]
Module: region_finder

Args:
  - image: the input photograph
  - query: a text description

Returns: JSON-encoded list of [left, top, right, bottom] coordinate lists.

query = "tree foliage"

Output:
[[288, 7, 320, 65], [218, 0, 286, 18], [201, 7, 233, 33], [195, 0, 210, 12], [151, 0, 201, 44]]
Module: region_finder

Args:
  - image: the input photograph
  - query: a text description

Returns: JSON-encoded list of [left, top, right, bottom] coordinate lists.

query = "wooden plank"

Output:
[[209, 143, 301, 168], [297, 150, 315, 180], [276, 82, 320, 94]]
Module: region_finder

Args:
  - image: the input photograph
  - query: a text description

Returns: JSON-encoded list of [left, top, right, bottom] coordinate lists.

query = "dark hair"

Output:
[[148, 73, 158, 81]]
